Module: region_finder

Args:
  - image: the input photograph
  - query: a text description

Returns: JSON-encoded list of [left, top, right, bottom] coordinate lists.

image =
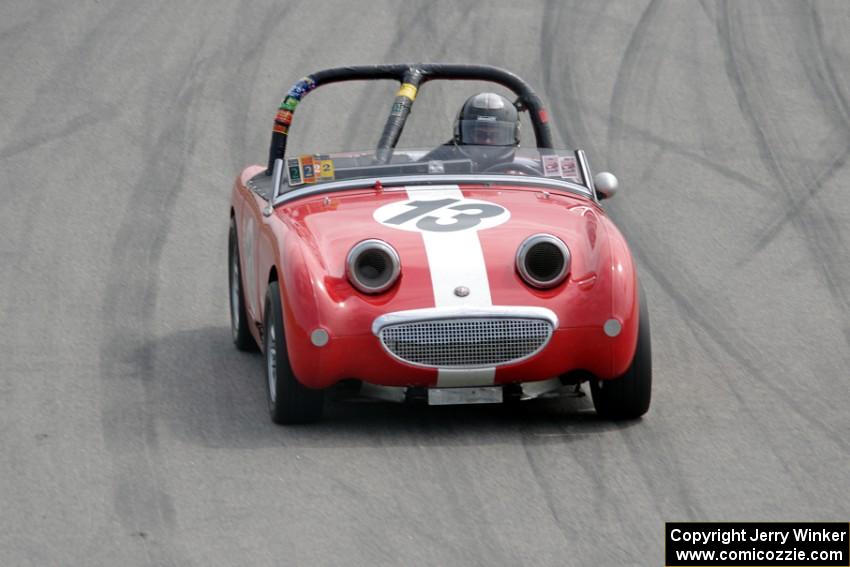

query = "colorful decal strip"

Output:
[[286, 76, 317, 101], [396, 83, 418, 101], [403, 185, 496, 388], [280, 96, 299, 111], [273, 75, 318, 137], [275, 109, 293, 125], [286, 154, 335, 185]]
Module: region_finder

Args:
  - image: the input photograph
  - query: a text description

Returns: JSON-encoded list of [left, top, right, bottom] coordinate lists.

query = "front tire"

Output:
[[229, 218, 257, 351], [264, 281, 324, 424], [591, 285, 652, 419]]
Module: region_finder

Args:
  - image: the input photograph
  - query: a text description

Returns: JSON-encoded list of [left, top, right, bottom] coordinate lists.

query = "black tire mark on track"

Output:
[[716, 1, 849, 317], [590, 0, 719, 519], [743, 2, 850, 258], [540, 0, 610, 153], [97, 8, 218, 565], [0, 1, 132, 305], [804, 2, 850, 128], [222, 2, 297, 173], [607, 0, 663, 168], [519, 436, 574, 546], [541, 0, 771, 199], [594, 0, 843, 511], [550, 88, 775, 196], [630, 237, 850, 457], [744, 147, 849, 262], [338, 1, 478, 151], [0, 2, 52, 50], [0, 106, 120, 161], [618, 424, 706, 521], [623, 239, 836, 512], [520, 422, 657, 562]]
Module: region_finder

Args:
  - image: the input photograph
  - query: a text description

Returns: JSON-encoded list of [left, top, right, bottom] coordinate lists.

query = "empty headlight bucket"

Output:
[[346, 239, 401, 294], [516, 234, 570, 289]]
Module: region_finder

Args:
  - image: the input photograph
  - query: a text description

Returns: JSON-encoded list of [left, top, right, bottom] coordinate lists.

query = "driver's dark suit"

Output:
[[419, 140, 462, 163], [419, 140, 515, 172]]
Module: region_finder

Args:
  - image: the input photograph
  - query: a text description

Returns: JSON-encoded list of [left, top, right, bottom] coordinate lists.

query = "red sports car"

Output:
[[228, 64, 651, 424]]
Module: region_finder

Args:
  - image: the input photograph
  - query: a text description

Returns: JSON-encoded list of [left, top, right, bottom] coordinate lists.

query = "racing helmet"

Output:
[[453, 92, 520, 167]]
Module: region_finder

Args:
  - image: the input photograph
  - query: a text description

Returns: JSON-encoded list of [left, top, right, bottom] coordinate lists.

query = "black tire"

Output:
[[264, 281, 324, 424], [229, 218, 257, 351], [591, 285, 652, 419]]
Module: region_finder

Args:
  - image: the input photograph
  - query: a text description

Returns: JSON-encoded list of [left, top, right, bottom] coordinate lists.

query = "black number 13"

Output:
[[384, 199, 505, 232]]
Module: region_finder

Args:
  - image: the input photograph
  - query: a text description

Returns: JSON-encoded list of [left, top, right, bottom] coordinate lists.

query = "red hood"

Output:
[[277, 183, 612, 330]]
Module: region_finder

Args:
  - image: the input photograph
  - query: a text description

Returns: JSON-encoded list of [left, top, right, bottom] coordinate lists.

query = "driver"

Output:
[[422, 92, 520, 171]]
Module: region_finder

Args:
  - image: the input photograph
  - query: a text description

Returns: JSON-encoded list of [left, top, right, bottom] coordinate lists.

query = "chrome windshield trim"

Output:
[[371, 306, 559, 336], [576, 149, 598, 202], [272, 174, 592, 207]]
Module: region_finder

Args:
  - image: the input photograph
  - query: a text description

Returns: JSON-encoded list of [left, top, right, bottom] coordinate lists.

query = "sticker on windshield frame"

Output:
[[559, 156, 579, 182], [316, 154, 335, 180], [542, 155, 561, 177], [300, 155, 316, 184], [287, 158, 303, 186]]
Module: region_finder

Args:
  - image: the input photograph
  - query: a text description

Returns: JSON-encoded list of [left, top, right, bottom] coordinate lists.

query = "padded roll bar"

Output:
[[266, 63, 554, 173]]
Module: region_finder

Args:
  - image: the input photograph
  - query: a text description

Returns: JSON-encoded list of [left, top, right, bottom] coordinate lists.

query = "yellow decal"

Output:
[[396, 83, 418, 101], [318, 157, 335, 180]]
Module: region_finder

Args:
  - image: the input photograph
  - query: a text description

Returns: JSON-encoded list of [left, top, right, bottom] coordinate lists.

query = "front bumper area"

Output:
[[286, 305, 623, 389], [352, 376, 573, 405]]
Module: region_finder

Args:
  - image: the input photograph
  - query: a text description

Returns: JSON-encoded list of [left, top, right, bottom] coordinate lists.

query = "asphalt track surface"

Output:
[[2, 2, 849, 565]]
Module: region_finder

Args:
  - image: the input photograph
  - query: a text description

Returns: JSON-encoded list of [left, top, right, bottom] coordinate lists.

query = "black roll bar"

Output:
[[266, 63, 555, 173]]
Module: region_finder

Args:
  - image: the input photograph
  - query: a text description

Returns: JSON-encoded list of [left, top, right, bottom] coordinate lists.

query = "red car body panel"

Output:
[[230, 165, 639, 390]]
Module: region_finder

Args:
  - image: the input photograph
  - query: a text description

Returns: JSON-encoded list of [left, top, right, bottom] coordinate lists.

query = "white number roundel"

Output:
[[373, 197, 510, 233]]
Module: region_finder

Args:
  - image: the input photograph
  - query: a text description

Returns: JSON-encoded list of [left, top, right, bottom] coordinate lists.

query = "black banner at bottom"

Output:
[[666, 522, 849, 566]]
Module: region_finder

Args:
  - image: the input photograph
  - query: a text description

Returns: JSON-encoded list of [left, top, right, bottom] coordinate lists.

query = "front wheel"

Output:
[[229, 218, 257, 351], [264, 281, 324, 424], [591, 286, 652, 419]]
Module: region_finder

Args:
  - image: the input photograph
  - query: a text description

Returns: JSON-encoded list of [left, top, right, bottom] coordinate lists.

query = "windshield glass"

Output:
[[282, 146, 586, 190]]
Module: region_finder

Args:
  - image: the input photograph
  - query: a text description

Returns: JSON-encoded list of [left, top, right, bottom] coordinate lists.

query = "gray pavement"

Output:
[[1, 1, 848, 565]]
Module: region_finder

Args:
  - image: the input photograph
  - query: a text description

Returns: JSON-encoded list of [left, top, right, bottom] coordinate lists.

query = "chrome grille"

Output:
[[379, 317, 553, 368]]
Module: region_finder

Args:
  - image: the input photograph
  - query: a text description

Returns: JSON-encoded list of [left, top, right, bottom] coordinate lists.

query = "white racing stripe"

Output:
[[404, 185, 496, 387]]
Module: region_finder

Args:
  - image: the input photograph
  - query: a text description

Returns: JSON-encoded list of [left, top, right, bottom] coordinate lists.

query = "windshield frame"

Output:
[[269, 172, 594, 208]]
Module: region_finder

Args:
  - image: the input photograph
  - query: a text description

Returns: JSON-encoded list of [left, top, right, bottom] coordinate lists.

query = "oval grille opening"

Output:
[[380, 317, 553, 367], [525, 241, 564, 283]]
